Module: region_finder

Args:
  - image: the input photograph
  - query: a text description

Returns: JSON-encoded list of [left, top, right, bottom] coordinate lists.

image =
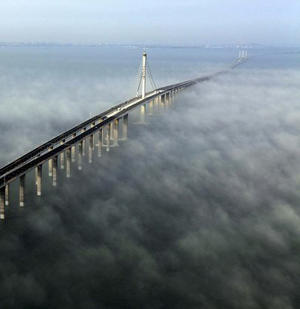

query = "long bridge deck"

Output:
[[0, 56, 247, 219]]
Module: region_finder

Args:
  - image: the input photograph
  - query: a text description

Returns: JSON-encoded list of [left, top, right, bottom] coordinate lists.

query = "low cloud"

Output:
[[1, 55, 300, 308]]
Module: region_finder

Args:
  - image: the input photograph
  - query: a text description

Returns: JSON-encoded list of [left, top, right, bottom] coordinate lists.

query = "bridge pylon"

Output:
[[141, 52, 147, 99]]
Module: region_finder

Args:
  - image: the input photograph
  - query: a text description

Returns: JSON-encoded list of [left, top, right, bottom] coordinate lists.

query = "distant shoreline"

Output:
[[0, 42, 294, 49]]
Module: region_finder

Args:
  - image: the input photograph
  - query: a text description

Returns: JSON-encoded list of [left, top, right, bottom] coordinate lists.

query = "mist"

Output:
[[1, 48, 300, 308]]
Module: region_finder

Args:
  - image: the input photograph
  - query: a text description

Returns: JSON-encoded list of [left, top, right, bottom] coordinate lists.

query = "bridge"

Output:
[[0, 50, 248, 220]]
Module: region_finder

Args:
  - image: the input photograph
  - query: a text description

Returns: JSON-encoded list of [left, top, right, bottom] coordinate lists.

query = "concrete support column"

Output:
[[113, 119, 119, 147], [88, 135, 93, 164], [106, 124, 111, 152], [154, 97, 158, 113], [110, 122, 114, 141], [78, 141, 83, 170], [98, 129, 102, 157], [101, 128, 106, 147], [149, 100, 153, 115], [140, 104, 146, 123], [166, 93, 170, 109], [0, 187, 5, 220], [48, 146, 54, 177], [5, 184, 9, 206], [71, 145, 76, 163], [66, 148, 71, 178], [71, 133, 77, 163], [60, 140, 65, 170], [157, 96, 161, 112], [81, 128, 86, 156], [19, 175, 25, 207], [36, 165, 42, 196], [48, 158, 53, 177], [52, 156, 58, 186], [160, 95, 165, 111], [122, 114, 128, 140]]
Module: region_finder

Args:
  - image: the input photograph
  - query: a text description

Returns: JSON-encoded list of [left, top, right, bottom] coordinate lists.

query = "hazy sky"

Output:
[[0, 0, 299, 45]]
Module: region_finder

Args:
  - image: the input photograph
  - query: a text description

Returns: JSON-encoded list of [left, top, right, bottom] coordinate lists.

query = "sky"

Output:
[[0, 0, 299, 46]]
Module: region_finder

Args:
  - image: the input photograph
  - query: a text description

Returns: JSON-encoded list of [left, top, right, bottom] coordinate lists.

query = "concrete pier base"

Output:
[[165, 92, 170, 109], [0, 187, 5, 220], [98, 129, 102, 157], [81, 128, 86, 157], [159, 95, 165, 111], [122, 114, 128, 140], [106, 125, 111, 152], [110, 122, 114, 142], [155, 97, 159, 111], [48, 158, 53, 177], [66, 148, 71, 178], [149, 100, 153, 115], [101, 128, 106, 147], [112, 119, 119, 147], [71, 145, 76, 163], [36, 165, 42, 196], [60, 151, 65, 170], [88, 135, 93, 164], [52, 156, 58, 186], [157, 96, 161, 112], [163, 94, 167, 110], [60, 141, 65, 169], [48, 146, 54, 176], [82, 139, 86, 156], [19, 175, 25, 207], [5, 184, 9, 206], [78, 141, 83, 170], [140, 104, 146, 123]]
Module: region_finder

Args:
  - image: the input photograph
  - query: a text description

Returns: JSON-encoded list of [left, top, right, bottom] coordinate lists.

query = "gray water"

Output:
[[0, 46, 300, 308]]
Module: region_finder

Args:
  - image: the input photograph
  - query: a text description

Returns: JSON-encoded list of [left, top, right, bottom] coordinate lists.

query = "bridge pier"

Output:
[[88, 134, 93, 164], [97, 129, 102, 157], [140, 104, 146, 123], [122, 114, 128, 140], [165, 93, 169, 109], [52, 156, 58, 186], [66, 148, 71, 178], [113, 119, 119, 147], [36, 165, 42, 196], [81, 128, 86, 156], [156, 96, 161, 112], [91, 134, 95, 150], [106, 124, 111, 152], [82, 139, 86, 156], [167, 92, 171, 109], [78, 141, 83, 170], [110, 122, 114, 142], [0, 187, 5, 220], [5, 184, 9, 206], [48, 146, 54, 177], [160, 95, 165, 111], [60, 140, 65, 169], [148, 100, 153, 115], [19, 175, 25, 207], [48, 158, 53, 177], [71, 145, 76, 163]]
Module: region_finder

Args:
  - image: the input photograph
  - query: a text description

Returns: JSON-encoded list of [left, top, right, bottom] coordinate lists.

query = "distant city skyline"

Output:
[[0, 0, 299, 46]]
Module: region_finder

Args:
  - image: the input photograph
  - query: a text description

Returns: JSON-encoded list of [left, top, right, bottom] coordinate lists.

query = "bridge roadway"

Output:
[[0, 58, 246, 194]]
